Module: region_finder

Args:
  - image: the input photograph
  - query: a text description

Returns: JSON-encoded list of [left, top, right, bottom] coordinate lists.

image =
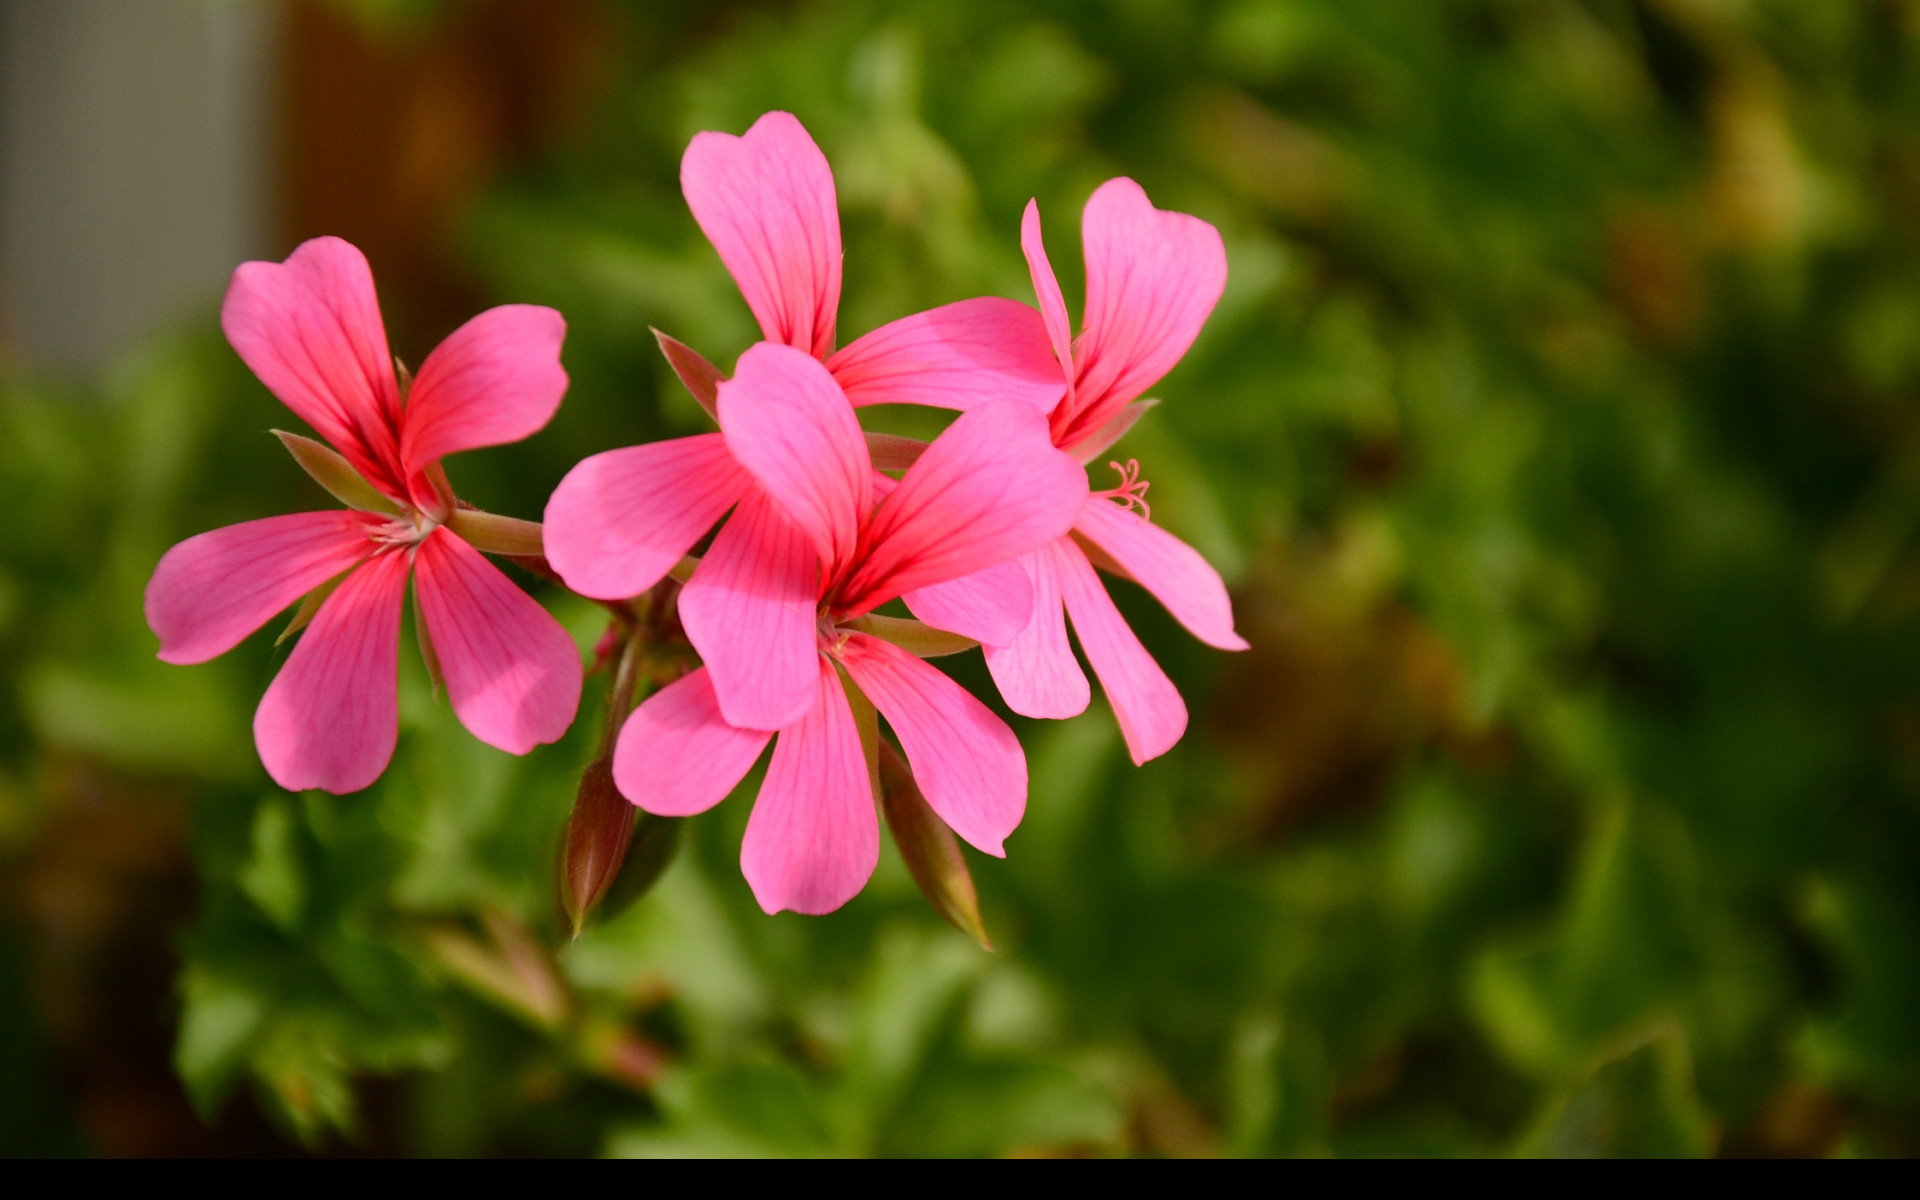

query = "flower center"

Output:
[[372, 509, 441, 548], [1093, 458, 1152, 521]]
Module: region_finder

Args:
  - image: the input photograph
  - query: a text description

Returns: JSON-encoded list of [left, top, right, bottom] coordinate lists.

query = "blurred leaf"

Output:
[[20, 662, 253, 780], [1515, 1022, 1717, 1158], [239, 797, 306, 933], [174, 968, 268, 1121]]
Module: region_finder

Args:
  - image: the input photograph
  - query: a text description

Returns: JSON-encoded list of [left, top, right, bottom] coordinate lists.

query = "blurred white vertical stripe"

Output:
[[0, 0, 280, 372]]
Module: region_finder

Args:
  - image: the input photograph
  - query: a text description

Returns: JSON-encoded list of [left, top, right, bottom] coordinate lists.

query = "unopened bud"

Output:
[[879, 741, 992, 949], [561, 755, 635, 937], [561, 758, 683, 936], [562, 627, 682, 935]]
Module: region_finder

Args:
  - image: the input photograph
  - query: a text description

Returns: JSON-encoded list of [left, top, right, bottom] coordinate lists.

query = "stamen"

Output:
[[1096, 458, 1152, 521], [371, 510, 440, 547], [817, 612, 856, 657]]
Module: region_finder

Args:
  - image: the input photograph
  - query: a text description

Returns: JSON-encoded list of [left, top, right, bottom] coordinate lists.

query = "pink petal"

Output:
[[1021, 200, 1076, 393], [146, 511, 382, 664], [682, 111, 841, 359], [412, 529, 583, 754], [614, 667, 773, 817], [1060, 179, 1227, 446], [740, 657, 877, 915], [839, 633, 1026, 857], [543, 434, 750, 601], [716, 342, 870, 575], [678, 487, 820, 732], [826, 298, 1066, 413], [401, 305, 568, 508], [1055, 537, 1187, 763], [840, 400, 1087, 613], [253, 548, 409, 794], [221, 237, 406, 498], [1073, 496, 1248, 651], [983, 544, 1090, 719], [903, 558, 1033, 647]]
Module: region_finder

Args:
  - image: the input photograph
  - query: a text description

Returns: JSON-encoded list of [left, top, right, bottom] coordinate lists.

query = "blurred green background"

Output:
[[4, 0, 1920, 1156]]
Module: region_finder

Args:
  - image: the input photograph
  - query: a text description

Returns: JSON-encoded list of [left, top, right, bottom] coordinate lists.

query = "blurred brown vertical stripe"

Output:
[[282, 0, 615, 356]]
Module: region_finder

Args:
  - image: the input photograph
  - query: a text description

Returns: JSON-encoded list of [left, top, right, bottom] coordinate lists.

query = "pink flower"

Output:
[[544, 108, 1067, 732], [611, 343, 1087, 915], [144, 237, 583, 794], [681, 110, 1065, 413], [981, 179, 1249, 764]]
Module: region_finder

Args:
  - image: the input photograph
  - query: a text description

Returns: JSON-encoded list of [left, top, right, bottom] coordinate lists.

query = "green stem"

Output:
[[601, 623, 650, 754]]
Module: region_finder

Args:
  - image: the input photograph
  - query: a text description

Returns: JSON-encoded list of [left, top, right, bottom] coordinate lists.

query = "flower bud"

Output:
[[561, 756, 684, 936], [879, 741, 992, 949], [561, 754, 635, 937]]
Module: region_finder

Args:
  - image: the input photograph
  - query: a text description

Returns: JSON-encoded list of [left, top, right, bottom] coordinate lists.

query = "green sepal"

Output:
[[837, 663, 883, 803], [653, 327, 722, 418], [412, 570, 444, 700], [277, 571, 347, 645], [843, 614, 978, 658], [273, 430, 402, 514], [879, 740, 992, 950]]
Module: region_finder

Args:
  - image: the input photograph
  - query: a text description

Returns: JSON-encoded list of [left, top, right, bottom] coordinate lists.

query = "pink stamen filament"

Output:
[[372, 510, 441, 548], [1095, 458, 1152, 521]]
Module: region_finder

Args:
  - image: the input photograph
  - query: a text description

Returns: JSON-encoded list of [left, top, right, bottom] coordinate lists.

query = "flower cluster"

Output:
[[145, 112, 1241, 922]]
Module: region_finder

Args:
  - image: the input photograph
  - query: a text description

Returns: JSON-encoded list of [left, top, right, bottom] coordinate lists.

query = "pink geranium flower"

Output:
[[981, 179, 1249, 764], [544, 108, 1066, 732], [681, 110, 1065, 412], [610, 343, 1086, 915], [144, 237, 583, 794]]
